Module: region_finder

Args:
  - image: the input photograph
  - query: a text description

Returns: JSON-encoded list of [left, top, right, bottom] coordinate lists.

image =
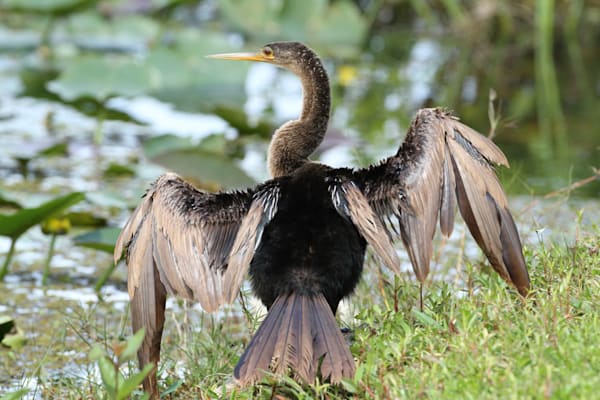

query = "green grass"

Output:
[[3, 226, 599, 399], [161, 227, 600, 399]]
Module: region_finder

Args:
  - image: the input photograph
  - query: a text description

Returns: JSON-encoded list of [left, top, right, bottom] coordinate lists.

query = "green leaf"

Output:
[[162, 380, 183, 396], [217, 0, 367, 57], [66, 12, 161, 47], [38, 142, 68, 157], [48, 56, 157, 102], [307, 1, 368, 58], [411, 309, 443, 330], [103, 163, 135, 178], [1, 328, 27, 350], [116, 363, 154, 400], [86, 191, 129, 209], [89, 344, 105, 361], [218, 0, 282, 37], [280, 0, 325, 38], [97, 356, 118, 397], [147, 30, 249, 111], [73, 227, 121, 254], [0, 388, 29, 400], [143, 133, 232, 159], [142, 134, 194, 160], [65, 211, 107, 228], [198, 134, 228, 155], [340, 377, 358, 393], [118, 328, 146, 363], [19, 66, 144, 122], [0, 316, 26, 350], [0, 192, 85, 240], [0, 191, 22, 210], [213, 106, 273, 138], [151, 148, 255, 189]]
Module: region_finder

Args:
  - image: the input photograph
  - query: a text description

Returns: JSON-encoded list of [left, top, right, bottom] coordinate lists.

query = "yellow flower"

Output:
[[41, 217, 71, 235], [337, 65, 358, 86]]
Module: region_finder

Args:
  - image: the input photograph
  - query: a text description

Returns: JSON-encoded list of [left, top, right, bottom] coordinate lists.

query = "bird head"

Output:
[[207, 41, 316, 76]]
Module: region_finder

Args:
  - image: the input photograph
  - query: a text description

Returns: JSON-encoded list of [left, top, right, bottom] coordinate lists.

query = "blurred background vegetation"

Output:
[[0, 0, 599, 396], [1, 0, 599, 194]]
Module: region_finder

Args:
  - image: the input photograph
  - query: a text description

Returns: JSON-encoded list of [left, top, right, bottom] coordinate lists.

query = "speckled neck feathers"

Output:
[[268, 46, 330, 177]]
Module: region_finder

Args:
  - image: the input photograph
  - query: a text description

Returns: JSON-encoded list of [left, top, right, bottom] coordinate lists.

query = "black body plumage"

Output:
[[249, 163, 366, 312]]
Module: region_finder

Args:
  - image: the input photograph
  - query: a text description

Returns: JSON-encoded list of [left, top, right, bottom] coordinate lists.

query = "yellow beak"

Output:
[[206, 51, 274, 63]]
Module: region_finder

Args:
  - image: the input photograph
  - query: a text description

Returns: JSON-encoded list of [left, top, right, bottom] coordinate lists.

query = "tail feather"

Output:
[[234, 292, 354, 385], [272, 294, 314, 381], [310, 294, 356, 382], [236, 296, 287, 384]]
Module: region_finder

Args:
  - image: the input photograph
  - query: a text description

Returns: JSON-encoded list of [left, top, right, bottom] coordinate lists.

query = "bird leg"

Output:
[[393, 276, 399, 313]]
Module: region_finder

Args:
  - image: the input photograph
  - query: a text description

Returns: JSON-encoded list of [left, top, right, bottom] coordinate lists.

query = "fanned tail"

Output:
[[234, 292, 355, 385]]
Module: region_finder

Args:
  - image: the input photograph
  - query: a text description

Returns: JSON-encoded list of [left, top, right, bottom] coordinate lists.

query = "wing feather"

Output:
[[329, 179, 402, 275], [114, 172, 281, 312], [440, 152, 456, 236], [354, 108, 529, 295], [222, 183, 281, 302]]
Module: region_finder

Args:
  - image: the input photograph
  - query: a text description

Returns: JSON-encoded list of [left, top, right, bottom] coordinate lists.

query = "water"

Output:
[[1, 6, 599, 395]]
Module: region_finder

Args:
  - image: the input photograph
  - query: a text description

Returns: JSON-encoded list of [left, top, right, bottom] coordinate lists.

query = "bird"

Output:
[[114, 41, 530, 398]]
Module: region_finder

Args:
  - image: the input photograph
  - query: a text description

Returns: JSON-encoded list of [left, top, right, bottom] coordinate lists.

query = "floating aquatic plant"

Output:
[[0, 192, 85, 281]]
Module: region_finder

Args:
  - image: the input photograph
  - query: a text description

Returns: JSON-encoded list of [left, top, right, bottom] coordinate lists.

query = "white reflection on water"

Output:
[[107, 96, 235, 140]]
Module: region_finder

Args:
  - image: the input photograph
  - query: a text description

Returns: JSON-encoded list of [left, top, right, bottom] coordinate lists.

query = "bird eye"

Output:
[[262, 46, 274, 58]]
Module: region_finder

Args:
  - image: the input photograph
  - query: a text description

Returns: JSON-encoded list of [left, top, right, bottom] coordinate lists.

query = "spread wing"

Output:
[[334, 108, 529, 296], [114, 172, 281, 313]]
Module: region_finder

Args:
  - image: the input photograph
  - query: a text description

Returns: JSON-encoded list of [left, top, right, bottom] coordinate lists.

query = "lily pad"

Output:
[[85, 191, 130, 209], [38, 142, 69, 157], [47, 56, 158, 102], [142, 134, 195, 160], [142, 134, 255, 188], [147, 30, 250, 111], [213, 105, 274, 138], [151, 148, 255, 189], [73, 227, 121, 254], [142, 133, 231, 159], [19, 66, 143, 122], [218, 0, 368, 57], [0, 192, 85, 240], [65, 12, 161, 51], [73, 227, 121, 291], [65, 211, 107, 227], [103, 163, 135, 178]]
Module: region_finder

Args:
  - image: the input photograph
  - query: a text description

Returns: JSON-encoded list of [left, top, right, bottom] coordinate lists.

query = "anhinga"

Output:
[[114, 42, 530, 398]]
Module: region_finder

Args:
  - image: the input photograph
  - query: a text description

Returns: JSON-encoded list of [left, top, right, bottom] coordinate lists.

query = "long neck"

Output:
[[268, 53, 330, 177]]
